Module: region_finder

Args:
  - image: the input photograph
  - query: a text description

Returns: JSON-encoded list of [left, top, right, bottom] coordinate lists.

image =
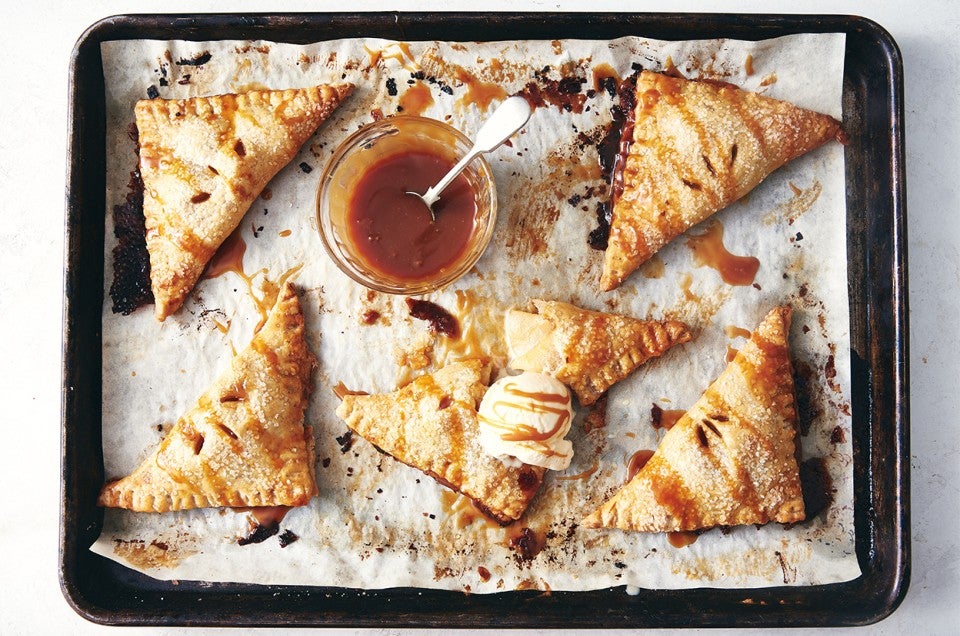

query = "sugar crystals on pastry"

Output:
[[136, 84, 354, 320], [505, 299, 692, 406], [334, 359, 545, 525], [98, 282, 318, 511], [583, 306, 805, 533], [601, 71, 841, 291]]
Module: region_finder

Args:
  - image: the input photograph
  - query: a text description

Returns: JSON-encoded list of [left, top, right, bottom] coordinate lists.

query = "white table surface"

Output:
[[1, 1, 956, 633]]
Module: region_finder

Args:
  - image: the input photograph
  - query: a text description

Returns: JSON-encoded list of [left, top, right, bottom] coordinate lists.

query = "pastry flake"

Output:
[[505, 299, 692, 406], [98, 282, 318, 511], [583, 306, 804, 532], [335, 359, 545, 525], [601, 71, 841, 290], [136, 84, 354, 320]]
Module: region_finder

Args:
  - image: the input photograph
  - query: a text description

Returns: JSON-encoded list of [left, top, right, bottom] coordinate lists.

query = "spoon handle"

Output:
[[422, 96, 532, 205], [422, 148, 481, 204]]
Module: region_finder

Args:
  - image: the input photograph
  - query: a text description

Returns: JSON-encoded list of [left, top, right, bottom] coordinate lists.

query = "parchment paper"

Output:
[[93, 33, 859, 591]]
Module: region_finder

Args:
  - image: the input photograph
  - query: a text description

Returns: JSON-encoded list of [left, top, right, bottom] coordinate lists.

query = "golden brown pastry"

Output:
[[505, 299, 692, 406], [601, 71, 841, 291], [583, 306, 804, 532], [137, 84, 354, 320], [98, 283, 318, 511], [335, 360, 545, 525]]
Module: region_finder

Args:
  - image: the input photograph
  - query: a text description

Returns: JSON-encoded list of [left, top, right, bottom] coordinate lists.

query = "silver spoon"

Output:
[[406, 95, 532, 220]]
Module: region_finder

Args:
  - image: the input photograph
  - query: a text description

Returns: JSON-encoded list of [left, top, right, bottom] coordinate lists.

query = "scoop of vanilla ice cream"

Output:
[[477, 371, 574, 470]]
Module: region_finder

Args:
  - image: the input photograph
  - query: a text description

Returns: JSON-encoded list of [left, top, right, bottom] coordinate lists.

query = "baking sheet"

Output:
[[91, 32, 859, 591]]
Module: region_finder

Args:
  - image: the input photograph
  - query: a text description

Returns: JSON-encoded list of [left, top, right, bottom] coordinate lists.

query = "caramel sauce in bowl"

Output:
[[317, 116, 497, 294]]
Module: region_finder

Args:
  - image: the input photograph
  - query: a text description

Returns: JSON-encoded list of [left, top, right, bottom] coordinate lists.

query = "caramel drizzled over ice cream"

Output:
[[478, 372, 574, 470]]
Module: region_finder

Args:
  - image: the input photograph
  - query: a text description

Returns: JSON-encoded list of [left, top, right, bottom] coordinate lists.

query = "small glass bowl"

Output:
[[316, 116, 497, 295]]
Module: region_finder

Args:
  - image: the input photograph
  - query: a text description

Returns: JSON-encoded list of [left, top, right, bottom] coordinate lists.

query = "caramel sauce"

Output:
[[724, 325, 752, 340], [212, 319, 230, 334], [759, 73, 778, 87], [626, 449, 655, 481], [278, 229, 292, 237], [453, 65, 507, 110], [477, 566, 492, 582], [667, 531, 699, 548], [651, 404, 685, 431], [348, 151, 477, 281], [332, 381, 368, 401], [686, 220, 760, 286], [744, 54, 755, 77], [399, 81, 434, 116], [205, 228, 247, 279], [556, 458, 599, 482], [202, 229, 302, 332]]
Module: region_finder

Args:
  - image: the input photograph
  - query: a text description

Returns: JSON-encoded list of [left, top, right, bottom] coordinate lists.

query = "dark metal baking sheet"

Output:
[[61, 12, 908, 628]]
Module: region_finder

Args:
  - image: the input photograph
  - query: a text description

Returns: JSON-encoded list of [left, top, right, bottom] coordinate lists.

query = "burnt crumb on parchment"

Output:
[[176, 50, 212, 67], [509, 527, 546, 565], [385, 77, 398, 96], [336, 430, 356, 453], [146, 85, 160, 99], [406, 298, 460, 338], [237, 522, 280, 546], [109, 123, 154, 315], [278, 530, 299, 547], [298, 161, 313, 173]]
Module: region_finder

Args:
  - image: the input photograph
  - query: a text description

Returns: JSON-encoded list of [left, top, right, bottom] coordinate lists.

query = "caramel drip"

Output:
[[651, 405, 685, 431], [724, 325, 752, 340], [367, 42, 417, 69], [626, 449, 655, 481], [679, 273, 699, 302], [668, 531, 699, 548], [556, 458, 599, 482], [453, 65, 507, 110], [725, 345, 739, 362], [251, 264, 304, 333], [233, 505, 291, 527], [686, 220, 760, 286], [204, 227, 246, 279], [332, 381, 368, 400], [399, 81, 434, 116]]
